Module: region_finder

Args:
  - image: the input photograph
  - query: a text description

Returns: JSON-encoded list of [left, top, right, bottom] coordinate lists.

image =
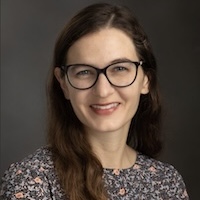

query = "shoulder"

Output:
[[0, 146, 62, 199], [3, 146, 54, 175], [136, 153, 184, 181], [134, 153, 189, 199], [136, 153, 177, 173]]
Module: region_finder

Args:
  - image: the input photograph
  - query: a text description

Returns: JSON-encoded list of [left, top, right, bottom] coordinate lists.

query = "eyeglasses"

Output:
[[60, 61, 142, 90]]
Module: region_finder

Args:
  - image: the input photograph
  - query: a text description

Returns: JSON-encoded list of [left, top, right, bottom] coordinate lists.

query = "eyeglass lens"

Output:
[[66, 62, 138, 89]]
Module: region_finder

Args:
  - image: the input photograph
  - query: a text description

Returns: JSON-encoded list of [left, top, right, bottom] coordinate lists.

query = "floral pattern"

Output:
[[0, 147, 189, 199]]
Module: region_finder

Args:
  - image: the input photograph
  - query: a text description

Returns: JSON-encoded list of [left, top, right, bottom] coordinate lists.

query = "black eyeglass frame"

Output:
[[60, 60, 143, 90]]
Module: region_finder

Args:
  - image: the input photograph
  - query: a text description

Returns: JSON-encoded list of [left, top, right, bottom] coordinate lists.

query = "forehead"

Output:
[[66, 28, 139, 66]]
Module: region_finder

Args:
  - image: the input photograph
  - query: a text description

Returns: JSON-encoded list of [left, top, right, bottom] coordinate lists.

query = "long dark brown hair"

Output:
[[47, 3, 162, 200]]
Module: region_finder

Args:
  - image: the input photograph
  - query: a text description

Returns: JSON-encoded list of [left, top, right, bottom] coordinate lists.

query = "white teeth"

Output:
[[91, 103, 119, 110]]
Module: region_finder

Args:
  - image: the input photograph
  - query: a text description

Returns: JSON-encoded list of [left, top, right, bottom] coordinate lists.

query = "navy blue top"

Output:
[[0, 146, 189, 199]]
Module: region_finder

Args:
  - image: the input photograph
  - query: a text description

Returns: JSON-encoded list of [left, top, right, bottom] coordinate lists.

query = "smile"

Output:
[[91, 103, 119, 110]]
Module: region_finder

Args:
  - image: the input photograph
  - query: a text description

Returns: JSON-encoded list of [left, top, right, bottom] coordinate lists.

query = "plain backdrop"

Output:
[[1, 0, 200, 199]]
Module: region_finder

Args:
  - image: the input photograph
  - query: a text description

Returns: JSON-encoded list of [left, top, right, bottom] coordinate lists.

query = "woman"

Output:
[[1, 3, 189, 200]]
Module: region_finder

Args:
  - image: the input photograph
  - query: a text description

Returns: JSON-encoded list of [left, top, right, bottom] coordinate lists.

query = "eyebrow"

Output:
[[109, 57, 136, 64], [66, 58, 137, 67]]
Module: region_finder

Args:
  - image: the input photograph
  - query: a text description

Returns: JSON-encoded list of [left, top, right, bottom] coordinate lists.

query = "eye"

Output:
[[76, 70, 91, 76], [110, 65, 129, 73], [113, 66, 128, 71], [69, 65, 95, 78]]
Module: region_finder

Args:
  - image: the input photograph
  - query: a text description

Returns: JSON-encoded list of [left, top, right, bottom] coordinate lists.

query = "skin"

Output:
[[55, 28, 149, 169]]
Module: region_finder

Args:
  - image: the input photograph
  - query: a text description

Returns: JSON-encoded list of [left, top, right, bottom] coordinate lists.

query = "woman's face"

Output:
[[55, 28, 149, 135]]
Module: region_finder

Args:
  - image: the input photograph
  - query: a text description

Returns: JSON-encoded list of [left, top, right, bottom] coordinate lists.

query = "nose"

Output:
[[92, 73, 115, 97]]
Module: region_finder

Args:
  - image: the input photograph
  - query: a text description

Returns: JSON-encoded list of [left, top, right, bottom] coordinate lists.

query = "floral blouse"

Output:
[[0, 146, 189, 199]]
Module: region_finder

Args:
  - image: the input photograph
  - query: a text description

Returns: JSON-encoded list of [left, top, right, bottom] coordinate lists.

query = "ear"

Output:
[[54, 67, 70, 99], [141, 74, 149, 94]]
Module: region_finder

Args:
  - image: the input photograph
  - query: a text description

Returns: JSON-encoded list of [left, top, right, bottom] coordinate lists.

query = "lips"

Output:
[[91, 103, 119, 109], [90, 103, 120, 115]]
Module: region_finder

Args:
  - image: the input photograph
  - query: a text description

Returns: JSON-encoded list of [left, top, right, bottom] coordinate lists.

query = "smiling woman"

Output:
[[54, 28, 149, 135], [0, 3, 189, 200]]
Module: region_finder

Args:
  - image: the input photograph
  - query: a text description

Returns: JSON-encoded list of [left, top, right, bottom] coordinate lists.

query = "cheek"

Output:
[[68, 94, 83, 120], [129, 93, 141, 110], [122, 86, 142, 111], [67, 90, 88, 111], [68, 92, 79, 108]]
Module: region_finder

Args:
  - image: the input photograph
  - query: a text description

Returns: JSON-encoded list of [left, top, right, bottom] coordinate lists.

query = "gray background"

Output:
[[1, 0, 200, 199]]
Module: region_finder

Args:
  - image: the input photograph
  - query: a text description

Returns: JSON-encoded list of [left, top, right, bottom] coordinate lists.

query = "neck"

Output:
[[86, 129, 136, 169]]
